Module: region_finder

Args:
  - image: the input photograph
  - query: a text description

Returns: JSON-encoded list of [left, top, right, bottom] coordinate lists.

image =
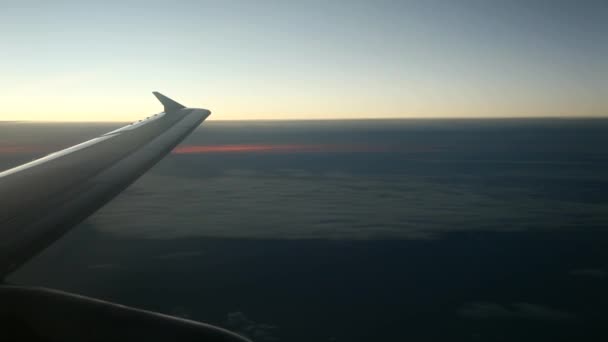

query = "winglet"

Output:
[[153, 92, 186, 113]]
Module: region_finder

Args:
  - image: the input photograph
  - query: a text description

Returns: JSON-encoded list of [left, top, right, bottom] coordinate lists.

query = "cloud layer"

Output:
[[90, 165, 608, 240]]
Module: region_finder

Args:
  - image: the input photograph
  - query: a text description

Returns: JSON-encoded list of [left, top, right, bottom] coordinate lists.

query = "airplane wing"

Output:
[[0, 93, 250, 341]]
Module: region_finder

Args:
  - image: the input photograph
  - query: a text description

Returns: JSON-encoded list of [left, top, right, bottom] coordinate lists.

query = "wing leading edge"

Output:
[[0, 94, 250, 342]]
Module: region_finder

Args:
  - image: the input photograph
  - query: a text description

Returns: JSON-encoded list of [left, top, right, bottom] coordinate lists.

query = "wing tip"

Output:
[[152, 92, 186, 112]]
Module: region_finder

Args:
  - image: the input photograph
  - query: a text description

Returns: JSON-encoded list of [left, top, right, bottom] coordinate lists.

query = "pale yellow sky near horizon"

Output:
[[3, 78, 606, 122], [3, 91, 606, 122]]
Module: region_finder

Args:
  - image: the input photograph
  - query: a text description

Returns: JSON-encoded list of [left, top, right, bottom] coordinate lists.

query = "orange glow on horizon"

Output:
[[173, 144, 385, 154], [172, 144, 441, 154]]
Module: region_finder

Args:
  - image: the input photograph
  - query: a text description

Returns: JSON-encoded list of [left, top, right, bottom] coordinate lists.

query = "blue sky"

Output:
[[1, 0, 606, 121]]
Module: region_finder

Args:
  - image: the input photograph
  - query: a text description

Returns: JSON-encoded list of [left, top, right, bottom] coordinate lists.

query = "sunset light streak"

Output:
[[172, 144, 440, 154], [172, 144, 384, 154]]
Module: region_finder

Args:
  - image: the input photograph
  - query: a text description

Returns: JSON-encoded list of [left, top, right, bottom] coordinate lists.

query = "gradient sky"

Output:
[[1, 0, 607, 121]]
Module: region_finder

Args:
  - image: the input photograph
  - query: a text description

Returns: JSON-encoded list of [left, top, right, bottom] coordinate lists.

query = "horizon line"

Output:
[[2, 115, 608, 124]]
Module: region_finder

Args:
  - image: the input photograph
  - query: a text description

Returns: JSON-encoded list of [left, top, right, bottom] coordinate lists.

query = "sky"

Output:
[[1, 0, 607, 121]]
